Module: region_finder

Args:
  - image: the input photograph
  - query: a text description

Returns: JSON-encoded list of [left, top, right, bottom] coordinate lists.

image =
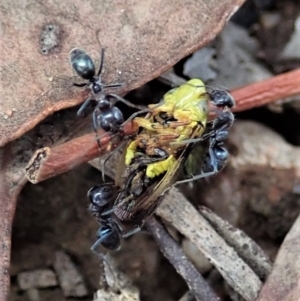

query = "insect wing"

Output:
[[114, 142, 194, 224]]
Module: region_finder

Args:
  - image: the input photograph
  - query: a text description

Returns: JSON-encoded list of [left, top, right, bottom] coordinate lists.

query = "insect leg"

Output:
[[91, 236, 108, 253], [174, 144, 228, 186], [92, 107, 102, 150], [90, 242, 116, 288], [173, 170, 217, 186], [121, 100, 165, 126], [100, 140, 127, 181], [77, 96, 94, 116], [122, 108, 152, 127], [73, 82, 86, 87], [107, 93, 144, 110], [121, 225, 142, 238], [90, 228, 119, 284]]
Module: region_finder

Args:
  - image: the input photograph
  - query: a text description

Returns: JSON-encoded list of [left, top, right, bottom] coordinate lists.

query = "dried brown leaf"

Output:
[[257, 214, 300, 301], [0, 0, 244, 147]]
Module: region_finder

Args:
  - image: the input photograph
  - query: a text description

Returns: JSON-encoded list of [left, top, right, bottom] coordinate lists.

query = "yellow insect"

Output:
[[104, 79, 218, 225], [125, 78, 209, 178], [95, 79, 234, 245]]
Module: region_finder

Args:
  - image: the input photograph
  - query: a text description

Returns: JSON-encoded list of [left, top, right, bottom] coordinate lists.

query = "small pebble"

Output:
[[25, 289, 40, 301], [17, 269, 57, 290], [53, 250, 88, 297], [182, 238, 213, 274], [5, 109, 13, 117]]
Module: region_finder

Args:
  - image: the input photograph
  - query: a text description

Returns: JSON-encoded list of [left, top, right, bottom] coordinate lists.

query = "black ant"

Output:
[[88, 183, 141, 251], [174, 109, 234, 186], [88, 183, 121, 251], [201, 109, 234, 173], [69, 48, 138, 136]]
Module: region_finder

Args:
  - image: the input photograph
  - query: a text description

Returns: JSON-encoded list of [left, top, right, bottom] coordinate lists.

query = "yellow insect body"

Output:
[[125, 140, 138, 166], [125, 78, 209, 178], [146, 155, 176, 178], [112, 79, 234, 228]]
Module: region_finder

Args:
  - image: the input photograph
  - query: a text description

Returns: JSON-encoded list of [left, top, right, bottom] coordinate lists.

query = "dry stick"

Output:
[[25, 68, 300, 183], [156, 188, 262, 301], [199, 207, 272, 280], [178, 291, 196, 301], [232, 68, 300, 112], [146, 217, 220, 301], [25, 121, 137, 183]]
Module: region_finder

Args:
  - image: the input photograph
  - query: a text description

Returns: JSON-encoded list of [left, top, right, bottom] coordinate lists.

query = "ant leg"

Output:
[[170, 136, 207, 146], [173, 170, 217, 186], [92, 108, 102, 150], [173, 145, 228, 186], [121, 101, 164, 126], [90, 236, 117, 285], [100, 140, 127, 182], [91, 236, 108, 254], [104, 83, 123, 88], [73, 82, 86, 87], [173, 149, 217, 186], [107, 93, 145, 110], [97, 48, 105, 76], [158, 71, 186, 87], [77, 96, 94, 116], [121, 108, 151, 126], [122, 225, 142, 238]]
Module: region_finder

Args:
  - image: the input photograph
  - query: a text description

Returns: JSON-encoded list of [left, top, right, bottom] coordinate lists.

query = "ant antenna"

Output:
[[97, 48, 105, 77], [91, 248, 116, 287]]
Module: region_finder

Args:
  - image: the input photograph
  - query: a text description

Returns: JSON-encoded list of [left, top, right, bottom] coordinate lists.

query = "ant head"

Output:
[[88, 184, 115, 207], [69, 48, 96, 80], [210, 90, 235, 108]]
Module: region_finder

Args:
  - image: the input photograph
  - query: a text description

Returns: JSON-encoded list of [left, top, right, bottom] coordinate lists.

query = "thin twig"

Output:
[[232, 68, 300, 112], [146, 216, 220, 301], [25, 121, 137, 183], [199, 206, 272, 281]]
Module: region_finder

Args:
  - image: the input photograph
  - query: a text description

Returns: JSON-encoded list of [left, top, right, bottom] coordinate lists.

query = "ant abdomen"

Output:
[[69, 48, 96, 80], [95, 222, 121, 251], [96, 107, 124, 133]]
